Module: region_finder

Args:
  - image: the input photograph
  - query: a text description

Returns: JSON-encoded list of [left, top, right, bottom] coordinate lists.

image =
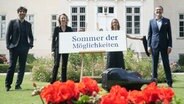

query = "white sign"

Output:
[[59, 31, 127, 53]]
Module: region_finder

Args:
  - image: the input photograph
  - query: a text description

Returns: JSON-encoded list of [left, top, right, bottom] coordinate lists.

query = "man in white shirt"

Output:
[[147, 5, 173, 87]]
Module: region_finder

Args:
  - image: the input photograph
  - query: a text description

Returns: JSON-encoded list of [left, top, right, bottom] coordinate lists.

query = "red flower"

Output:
[[127, 90, 145, 104], [158, 86, 175, 104], [39, 79, 175, 104], [77, 77, 100, 96], [142, 82, 175, 104], [100, 85, 128, 104], [40, 80, 79, 104]]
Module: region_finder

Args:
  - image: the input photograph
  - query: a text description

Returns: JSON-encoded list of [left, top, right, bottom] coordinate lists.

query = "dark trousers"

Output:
[[5, 48, 29, 88], [106, 51, 125, 69], [152, 48, 173, 85], [51, 51, 69, 83]]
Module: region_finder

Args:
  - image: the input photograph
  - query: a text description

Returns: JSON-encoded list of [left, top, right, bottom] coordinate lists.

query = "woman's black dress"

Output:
[[106, 51, 125, 69]]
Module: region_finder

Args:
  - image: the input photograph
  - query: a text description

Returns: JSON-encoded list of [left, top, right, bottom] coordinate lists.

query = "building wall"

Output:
[[0, 0, 71, 57], [0, 0, 184, 62]]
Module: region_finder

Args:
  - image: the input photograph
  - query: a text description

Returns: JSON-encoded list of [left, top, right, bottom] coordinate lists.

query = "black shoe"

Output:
[[151, 78, 158, 86], [151, 78, 158, 83], [15, 86, 22, 90], [168, 84, 173, 88], [6, 86, 11, 92], [50, 81, 55, 84]]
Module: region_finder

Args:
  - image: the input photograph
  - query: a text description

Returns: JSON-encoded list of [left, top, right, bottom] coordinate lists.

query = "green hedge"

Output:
[[0, 64, 33, 73], [31, 57, 53, 82], [18, 49, 177, 83]]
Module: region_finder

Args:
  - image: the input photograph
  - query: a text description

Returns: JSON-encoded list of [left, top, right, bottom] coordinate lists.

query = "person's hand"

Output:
[[29, 44, 33, 49], [29, 46, 33, 49], [148, 47, 152, 54], [167, 47, 172, 54], [139, 37, 144, 40], [6, 46, 10, 50]]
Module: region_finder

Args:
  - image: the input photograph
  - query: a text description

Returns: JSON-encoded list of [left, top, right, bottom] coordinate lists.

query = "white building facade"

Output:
[[0, 0, 184, 62]]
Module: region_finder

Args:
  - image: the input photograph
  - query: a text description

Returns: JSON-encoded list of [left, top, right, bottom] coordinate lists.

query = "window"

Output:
[[98, 7, 103, 13], [25, 14, 34, 34], [126, 7, 140, 34], [71, 6, 86, 32], [97, 6, 114, 15], [51, 15, 58, 35], [179, 14, 184, 37], [109, 7, 114, 14], [0, 15, 6, 39]]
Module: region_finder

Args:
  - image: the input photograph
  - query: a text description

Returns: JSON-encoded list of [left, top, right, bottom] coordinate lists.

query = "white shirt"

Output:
[[156, 19, 162, 30]]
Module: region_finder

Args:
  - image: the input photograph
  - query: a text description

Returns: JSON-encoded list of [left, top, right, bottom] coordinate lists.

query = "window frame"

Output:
[[97, 6, 114, 15], [51, 14, 58, 35], [179, 14, 184, 37], [0, 15, 6, 40], [25, 14, 34, 35], [71, 6, 86, 32], [126, 6, 140, 34]]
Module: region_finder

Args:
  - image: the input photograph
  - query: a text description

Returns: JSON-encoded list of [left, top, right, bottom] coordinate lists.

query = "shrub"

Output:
[[69, 53, 104, 77], [32, 65, 52, 82], [172, 65, 184, 73], [178, 55, 184, 66], [31, 54, 104, 82], [67, 64, 80, 82], [31, 49, 168, 83], [170, 62, 182, 72], [124, 48, 166, 82], [31, 57, 53, 82], [31, 57, 82, 82], [27, 54, 36, 64], [0, 64, 33, 73], [69, 53, 104, 74], [0, 55, 7, 64], [69, 53, 81, 71]]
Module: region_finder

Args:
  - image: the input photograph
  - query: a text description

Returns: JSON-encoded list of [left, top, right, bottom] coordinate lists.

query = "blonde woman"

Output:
[[51, 13, 73, 83]]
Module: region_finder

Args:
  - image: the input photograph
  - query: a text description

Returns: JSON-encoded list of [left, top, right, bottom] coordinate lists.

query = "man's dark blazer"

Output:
[[147, 17, 172, 50], [6, 19, 34, 49]]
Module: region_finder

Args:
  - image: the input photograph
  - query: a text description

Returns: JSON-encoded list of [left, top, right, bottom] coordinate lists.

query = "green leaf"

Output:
[[74, 95, 90, 104]]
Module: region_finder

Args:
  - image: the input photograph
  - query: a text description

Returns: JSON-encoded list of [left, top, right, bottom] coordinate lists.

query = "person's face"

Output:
[[60, 15, 68, 26], [112, 19, 119, 30], [154, 6, 163, 18], [18, 10, 26, 20]]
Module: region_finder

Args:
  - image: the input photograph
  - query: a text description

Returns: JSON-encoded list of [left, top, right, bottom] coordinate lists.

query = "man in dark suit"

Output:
[[147, 6, 173, 87], [5, 6, 34, 91]]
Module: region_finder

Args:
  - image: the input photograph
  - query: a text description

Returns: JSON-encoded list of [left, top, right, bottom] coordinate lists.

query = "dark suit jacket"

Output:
[[147, 17, 172, 50], [51, 26, 73, 52], [6, 19, 34, 49]]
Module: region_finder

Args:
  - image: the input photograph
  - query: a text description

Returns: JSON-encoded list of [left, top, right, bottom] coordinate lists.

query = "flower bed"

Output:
[[32, 77, 174, 104]]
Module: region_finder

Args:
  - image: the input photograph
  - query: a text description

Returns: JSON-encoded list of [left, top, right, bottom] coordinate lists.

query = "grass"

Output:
[[156, 73, 184, 103], [171, 73, 184, 103], [0, 73, 48, 104], [0, 73, 184, 104]]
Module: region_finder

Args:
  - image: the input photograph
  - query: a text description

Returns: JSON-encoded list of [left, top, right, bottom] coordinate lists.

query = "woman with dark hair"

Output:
[[106, 18, 146, 69], [51, 13, 73, 83]]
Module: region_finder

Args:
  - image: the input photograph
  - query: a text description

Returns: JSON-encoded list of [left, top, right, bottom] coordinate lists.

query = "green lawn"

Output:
[[0, 73, 184, 104], [171, 73, 184, 103], [157, 73, 184, 103], [0, 73, 48, 104]]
